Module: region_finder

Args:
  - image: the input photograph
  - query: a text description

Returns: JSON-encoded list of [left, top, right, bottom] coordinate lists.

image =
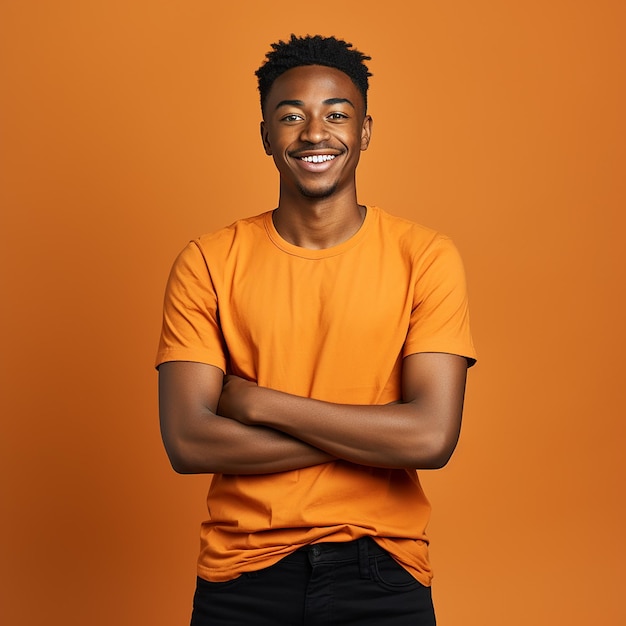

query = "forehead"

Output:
[[264, 65, 364, 113]]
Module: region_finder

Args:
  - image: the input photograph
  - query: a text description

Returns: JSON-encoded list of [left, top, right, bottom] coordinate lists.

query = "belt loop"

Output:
[[357, 537, 370, 579]]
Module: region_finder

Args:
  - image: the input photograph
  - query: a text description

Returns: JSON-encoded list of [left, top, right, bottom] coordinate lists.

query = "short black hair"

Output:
[[255, 34, 372, 113]]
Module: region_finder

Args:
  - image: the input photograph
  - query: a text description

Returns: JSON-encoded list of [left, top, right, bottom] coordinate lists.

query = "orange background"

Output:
[[1, 1, 624, 624]]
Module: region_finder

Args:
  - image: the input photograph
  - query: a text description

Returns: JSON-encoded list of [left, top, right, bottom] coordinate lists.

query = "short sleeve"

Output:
[[403, 237, 477, 366], [155, 241, 228, 371]]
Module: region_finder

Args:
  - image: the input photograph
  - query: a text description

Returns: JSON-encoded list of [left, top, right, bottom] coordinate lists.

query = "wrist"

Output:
[[247, 385, 286, 427], [235, 383, 266, 425]]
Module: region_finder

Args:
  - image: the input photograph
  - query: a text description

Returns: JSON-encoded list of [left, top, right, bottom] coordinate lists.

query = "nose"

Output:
[[299, 116, 330, 144]]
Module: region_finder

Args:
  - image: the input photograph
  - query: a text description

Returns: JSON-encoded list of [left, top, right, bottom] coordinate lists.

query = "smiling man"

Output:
[[262, 64, 371, 207], [156, 34, 476, 625]]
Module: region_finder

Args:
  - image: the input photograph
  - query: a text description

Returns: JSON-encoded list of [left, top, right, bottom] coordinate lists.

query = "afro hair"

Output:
[[255, 34, 372, 112]]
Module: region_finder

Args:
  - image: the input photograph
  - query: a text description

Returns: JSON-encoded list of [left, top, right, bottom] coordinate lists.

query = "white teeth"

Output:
[[301, 154, 336, 163]]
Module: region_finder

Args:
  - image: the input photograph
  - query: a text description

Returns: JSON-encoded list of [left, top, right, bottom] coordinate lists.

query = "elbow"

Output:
[[419, 447, 455, 470], [169, 454, 197, 475], [164, 444, 193, 474], [162, 435, 205, 474], [410, 431, 460, 470]]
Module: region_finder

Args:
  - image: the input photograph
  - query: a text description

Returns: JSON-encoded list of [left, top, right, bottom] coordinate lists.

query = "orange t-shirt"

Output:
[[156, 206, 476, 585]]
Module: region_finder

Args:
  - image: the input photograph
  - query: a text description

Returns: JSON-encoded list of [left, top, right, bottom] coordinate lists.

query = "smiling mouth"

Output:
[[299, 154, 336, 163]]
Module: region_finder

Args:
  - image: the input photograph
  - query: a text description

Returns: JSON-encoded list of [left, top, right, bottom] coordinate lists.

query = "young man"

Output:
[[156, 34, 476, 625]]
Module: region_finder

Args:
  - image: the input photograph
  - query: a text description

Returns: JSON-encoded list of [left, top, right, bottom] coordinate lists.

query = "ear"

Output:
[[360, 115, 373, 151], [260, 120, 272, 155]]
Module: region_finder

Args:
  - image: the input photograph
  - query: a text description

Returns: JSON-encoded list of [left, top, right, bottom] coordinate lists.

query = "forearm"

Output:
[[243, 390, 452, 469], [220, 354, 469, 469], [162, 410, 334, 474], [158, 361, 334, 475]]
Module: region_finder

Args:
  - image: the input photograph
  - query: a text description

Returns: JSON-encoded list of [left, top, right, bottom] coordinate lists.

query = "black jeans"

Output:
[[191, 537, 436, 625]]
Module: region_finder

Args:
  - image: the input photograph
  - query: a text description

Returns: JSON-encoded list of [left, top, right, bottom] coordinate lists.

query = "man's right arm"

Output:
[[158, 360, 334, 474]]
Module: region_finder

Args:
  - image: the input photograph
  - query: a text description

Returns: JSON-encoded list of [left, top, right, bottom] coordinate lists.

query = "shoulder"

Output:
[[173, 212, 270, 268], [196, 211, 269, 251], [167, 212, 270, 281], [371, 206, 456, 260]]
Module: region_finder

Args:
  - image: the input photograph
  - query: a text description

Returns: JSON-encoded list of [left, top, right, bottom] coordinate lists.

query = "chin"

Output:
[[297, 183, 339, 199]]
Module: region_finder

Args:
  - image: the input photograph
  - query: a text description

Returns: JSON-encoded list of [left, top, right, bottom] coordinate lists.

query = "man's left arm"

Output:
[[217, 351, 468, 470]]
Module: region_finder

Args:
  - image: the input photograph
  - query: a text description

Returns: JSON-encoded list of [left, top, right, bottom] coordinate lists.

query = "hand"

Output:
[[217, 375, 258, 424]]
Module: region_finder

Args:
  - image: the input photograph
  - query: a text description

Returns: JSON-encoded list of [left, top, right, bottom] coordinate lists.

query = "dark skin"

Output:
[[159, 64, 469, 474], [260, 65, 372, 249]]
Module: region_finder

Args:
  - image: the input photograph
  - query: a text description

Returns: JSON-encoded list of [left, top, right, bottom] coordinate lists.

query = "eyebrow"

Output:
[[274, 98, 355, 110]]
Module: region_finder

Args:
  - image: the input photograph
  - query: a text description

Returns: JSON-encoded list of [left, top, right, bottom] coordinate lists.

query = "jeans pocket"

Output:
[[370, 553, 422, 592], [195, 573, 249, 592]]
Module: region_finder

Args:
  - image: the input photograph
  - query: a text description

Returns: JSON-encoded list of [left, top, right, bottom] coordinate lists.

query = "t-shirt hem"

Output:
[[196, 552, 289, 584], [154, 348, 226, 372], [196, 545, 433, 587], [402, 343, 477, 367]]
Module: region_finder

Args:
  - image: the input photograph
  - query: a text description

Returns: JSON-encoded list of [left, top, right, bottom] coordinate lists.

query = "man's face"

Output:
[[260, 65, 372, 200]]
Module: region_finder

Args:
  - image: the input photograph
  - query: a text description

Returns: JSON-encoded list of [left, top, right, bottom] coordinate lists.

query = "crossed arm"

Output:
[[158, 352, 468, 475]]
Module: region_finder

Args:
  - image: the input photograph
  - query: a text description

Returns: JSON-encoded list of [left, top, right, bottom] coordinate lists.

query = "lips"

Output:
[[290, 148, 343, 173]]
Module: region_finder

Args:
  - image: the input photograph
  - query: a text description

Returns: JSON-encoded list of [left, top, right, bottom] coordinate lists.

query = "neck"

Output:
[[273, 189, 366, 250]]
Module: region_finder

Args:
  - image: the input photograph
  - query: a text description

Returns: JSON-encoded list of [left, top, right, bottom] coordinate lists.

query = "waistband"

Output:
[[300, 536, 388, 560], [292, 536, 389, 579]]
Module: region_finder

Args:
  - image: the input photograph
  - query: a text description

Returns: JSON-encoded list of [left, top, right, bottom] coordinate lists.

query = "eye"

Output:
[[327, 112, 348, 121], [281, 113, 304, 123]]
